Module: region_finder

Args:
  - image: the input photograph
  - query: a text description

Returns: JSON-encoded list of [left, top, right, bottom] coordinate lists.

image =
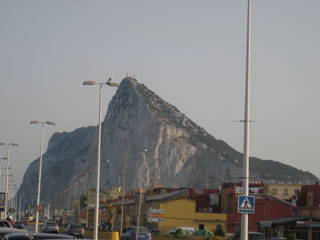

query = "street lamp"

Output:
[[241, 1, 252, 240], [30, 120, 56, 233], [0, 142, 19, 218], [120, 148, 147, 235], [0, 157, 7, 195], [83, 77, 119, 240]]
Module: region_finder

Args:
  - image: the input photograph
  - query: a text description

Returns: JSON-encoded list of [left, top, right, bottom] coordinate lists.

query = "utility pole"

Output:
[[241, 1, 252, 240], [86, 172, 91, 228], [136, 190, 143, 240], [120, 157, 126, 236]]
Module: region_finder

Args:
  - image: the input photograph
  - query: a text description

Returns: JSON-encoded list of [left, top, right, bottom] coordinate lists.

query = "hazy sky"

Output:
[[1, 1, 319, 191]]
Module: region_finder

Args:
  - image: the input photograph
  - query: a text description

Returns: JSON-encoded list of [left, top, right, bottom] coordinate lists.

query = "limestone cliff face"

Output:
[[17, 77, 319, 207]]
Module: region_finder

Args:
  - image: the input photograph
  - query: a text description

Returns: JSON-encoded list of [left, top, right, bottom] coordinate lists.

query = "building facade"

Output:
[[265, 183, 301, 201]]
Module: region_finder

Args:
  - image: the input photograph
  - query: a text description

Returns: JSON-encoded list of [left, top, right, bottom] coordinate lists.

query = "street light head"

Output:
[[10, 143, 19, 147], [106, 77, 120, 87], [46, 121, 56, 126], [30, 120, 40, 124], [83, 81, 96, 86], [0, 157, 8, 160]]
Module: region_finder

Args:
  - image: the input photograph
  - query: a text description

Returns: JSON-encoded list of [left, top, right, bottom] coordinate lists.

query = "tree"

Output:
[[214, 226, 225, 237]]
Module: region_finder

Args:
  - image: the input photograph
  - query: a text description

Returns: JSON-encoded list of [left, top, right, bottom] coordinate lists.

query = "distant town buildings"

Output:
[[47, 181, 320, 239]]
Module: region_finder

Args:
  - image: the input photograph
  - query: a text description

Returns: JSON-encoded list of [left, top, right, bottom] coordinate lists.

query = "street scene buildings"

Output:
[[40, 182, 320, 239]]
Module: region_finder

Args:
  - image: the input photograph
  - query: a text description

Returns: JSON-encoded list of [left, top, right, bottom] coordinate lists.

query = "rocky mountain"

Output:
[[17, 77, 319, 208]]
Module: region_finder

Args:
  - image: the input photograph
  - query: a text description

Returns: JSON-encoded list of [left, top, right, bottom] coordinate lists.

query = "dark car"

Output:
[[41, 221, 59, 234], [65, 224, 84, 238], [14, 222, 24, 230], [0, 227, 27, 240], [121, 227, 151, 240], [2, 232, 74, 240], [0, 220, 13, 228], [99, 222, 112, 231], [33, 233, 74, 239]]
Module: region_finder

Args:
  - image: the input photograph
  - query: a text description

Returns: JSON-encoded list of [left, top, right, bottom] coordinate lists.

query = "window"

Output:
[[283, 189, 288, 196], [271, 189, 277, 195]]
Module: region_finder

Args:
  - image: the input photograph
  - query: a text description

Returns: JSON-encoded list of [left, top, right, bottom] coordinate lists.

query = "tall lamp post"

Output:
[[0, 142, 19, 218], [241, 1, 252, 240], [0, 157, 7, 195], [30, 120, 56, 233], [120, 149, 147, 236], [83, 77, 119, 240]]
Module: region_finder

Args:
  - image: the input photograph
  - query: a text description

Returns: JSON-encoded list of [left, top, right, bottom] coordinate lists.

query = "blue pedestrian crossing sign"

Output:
[[238, 195, 255, 214]]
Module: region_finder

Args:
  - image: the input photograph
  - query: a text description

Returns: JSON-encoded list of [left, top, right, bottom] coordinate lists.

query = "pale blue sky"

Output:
[[0, 1, 319, 189]]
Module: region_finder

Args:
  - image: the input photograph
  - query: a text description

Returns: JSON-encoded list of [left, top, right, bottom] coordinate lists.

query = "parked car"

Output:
[[167, 227, 194, 235], [0, 227, 27, 240], [121, 227, 151, 240], [0, 220, 13, 228], [2, 232, 74, 240], [14, 222, 24, 230], [99, 222, 112, 231], [41, 221, 59, 234], [65, 223, 84, 238]]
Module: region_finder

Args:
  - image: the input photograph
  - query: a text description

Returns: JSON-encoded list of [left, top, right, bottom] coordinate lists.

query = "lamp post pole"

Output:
[[83, 77, 119, 240], [120, 157, 126, 236], [241, 1, 252, 240], [30, 121, 56, 233], [19, 194, 22, 221], [0, 142, 19, 219], [0, 157, 6, 218], [86, 172, 90, 228], [0, 157, 7, 213], [0, 158, 3, 191], [120, 149, 147, 235]]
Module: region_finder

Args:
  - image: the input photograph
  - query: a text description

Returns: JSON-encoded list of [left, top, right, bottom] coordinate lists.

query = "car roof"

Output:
[[0, 228, 28, 234], [2, 233, 30, 240], [33, 233, 74, 239]]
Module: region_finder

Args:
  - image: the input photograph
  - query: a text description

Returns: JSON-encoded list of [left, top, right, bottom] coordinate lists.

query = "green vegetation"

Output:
[[214, 227, 225, 238]]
